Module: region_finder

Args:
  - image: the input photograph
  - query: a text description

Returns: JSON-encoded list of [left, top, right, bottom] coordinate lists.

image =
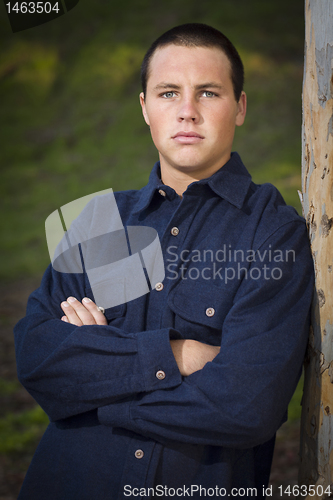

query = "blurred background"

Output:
[[0, 0, 305, 498]]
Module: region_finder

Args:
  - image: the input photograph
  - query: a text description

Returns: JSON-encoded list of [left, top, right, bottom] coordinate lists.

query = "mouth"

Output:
[[172, 131, 204, 144]]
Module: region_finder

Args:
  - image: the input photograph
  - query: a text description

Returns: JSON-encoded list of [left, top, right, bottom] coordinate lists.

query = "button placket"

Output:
[[205, 307, 215, 317], [156, 370, 166, 380], [119, 441, 155, 493], [134, 449, 144, 459]]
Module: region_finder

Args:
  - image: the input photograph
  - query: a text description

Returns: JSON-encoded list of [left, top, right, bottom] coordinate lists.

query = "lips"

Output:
[[172, 131, 204, 144]]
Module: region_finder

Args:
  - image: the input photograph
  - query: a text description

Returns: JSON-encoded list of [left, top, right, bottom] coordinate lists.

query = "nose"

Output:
[[176, 94, 200, 123]]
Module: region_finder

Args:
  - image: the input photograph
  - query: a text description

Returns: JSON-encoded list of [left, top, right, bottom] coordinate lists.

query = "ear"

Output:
[[140, 92, 150, 126], [235, 91, 247, 127]]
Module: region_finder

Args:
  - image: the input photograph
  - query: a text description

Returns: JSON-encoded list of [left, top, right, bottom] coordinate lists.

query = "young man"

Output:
[[15, 24, 313, 499]]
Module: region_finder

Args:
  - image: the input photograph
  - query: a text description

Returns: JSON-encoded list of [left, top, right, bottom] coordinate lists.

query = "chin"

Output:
[[169, 156, 208, 172], [172, 163, 206, 173]]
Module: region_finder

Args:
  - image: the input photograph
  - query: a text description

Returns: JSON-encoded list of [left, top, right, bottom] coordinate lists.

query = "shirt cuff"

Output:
[[137, 328, 182, 393]]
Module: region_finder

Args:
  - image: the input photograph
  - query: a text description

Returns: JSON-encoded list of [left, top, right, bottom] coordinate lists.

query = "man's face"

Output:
[[140, 44, 246, 181]]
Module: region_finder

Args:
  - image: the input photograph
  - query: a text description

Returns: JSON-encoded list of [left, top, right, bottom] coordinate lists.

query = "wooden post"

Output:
[[299, 0, 333, 497]]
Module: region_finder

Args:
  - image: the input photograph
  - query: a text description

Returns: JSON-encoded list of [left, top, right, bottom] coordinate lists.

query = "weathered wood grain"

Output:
[[299, 1, 333, 497]]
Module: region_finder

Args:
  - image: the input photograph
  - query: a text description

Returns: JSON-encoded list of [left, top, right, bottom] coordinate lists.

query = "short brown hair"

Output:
[[141, 23, 244, 101]]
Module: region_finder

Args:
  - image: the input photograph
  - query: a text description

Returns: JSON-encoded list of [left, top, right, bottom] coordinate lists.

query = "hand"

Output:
[[170, 339, 220, 376], [60, 297, 108, 326]]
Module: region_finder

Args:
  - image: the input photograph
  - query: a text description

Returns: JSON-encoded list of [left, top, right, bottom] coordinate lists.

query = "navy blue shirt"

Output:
[[15, 153, 314, 499]]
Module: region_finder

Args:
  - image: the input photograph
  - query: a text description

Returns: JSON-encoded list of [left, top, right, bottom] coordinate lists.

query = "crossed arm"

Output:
[[60, 296, 220, 377], [14, 219, 314, 447]]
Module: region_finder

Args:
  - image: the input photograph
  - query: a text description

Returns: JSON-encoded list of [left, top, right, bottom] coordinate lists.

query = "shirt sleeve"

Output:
[[97, 220, 314, 449], [14, 265, 182, 422]]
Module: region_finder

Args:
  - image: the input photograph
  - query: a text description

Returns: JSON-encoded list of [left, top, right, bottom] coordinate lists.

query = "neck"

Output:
[[159, 155, 231, 197], [160, 168, 195, 197]]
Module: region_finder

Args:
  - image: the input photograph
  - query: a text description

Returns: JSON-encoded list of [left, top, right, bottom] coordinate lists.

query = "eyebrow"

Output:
[[152, 82, 225, 92], [152, 83, 180, 91], [195, 83, 224, 91]]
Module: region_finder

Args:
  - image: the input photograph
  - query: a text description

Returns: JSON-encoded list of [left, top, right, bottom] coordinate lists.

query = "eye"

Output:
[[202, 91, 216, 98], [161, 91, 177, 98]]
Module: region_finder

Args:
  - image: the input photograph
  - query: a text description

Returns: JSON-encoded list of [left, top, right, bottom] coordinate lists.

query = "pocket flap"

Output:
[[168, 279, 232, 329]]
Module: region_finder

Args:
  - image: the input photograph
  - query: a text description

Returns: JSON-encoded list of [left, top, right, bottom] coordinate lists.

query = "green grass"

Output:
[[0, 378, 21, 396], [288, 376, 304, 423], [0, 0, 305, 281], [0, 405, 49, 454]]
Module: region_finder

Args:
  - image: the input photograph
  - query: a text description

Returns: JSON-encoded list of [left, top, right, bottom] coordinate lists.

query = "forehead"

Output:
[[147, 44, 233, 89]]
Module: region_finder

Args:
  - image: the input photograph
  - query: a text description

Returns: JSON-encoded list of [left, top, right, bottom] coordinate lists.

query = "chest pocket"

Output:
[[168, 279, 234, 345]]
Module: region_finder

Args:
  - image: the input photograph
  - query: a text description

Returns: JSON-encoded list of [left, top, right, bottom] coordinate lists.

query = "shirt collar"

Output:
[[203, 152, 252, 209], [133, 152, 252, 214], [132, 163, 165, 214]]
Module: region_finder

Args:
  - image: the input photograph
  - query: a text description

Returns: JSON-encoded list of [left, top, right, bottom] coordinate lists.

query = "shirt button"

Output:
[[155, 282, 164, 291], [135, 449, 144, 459], [158, 189, 166, 197], [156, 370, 166, 380], [171, 227, 179, 236], [206, 307, 215, 317]]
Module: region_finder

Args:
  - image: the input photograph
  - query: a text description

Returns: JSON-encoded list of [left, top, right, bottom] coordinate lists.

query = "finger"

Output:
[[61, 300, 84, 326], [82, 297, 108, 325], [61, 315, 69, 322], [65, 296, 101, 326]]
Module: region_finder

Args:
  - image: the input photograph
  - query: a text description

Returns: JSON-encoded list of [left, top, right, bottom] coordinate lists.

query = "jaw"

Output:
[[159, 141, 232, 177], [158, 151, 231, 190]]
